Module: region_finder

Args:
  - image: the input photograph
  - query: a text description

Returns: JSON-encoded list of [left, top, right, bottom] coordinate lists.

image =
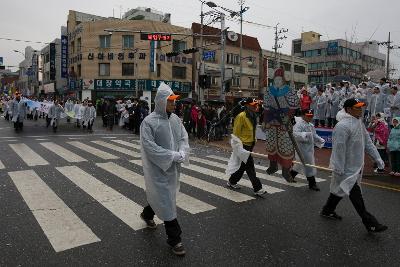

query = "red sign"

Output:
[[141, 33, 171, 41]]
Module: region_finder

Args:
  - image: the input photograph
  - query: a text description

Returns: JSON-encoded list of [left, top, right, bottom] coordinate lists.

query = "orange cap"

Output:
[[167, 94, 180, 101]]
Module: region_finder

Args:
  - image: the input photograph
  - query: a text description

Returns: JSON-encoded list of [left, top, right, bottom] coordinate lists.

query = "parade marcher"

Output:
[[263, 67, 299, 182], [84, 101, 96, 133], [140, 83, 189, 256], [48, 100, 64, 133], [227, 98, 267, 195], [64, 99, 74, 123], [388, 117, 400, 176], [73, 100, 82, 128], [80, 101, 88, 129], [290, 109, 325, 190], [389, 86, 400, 126], [320, 98, 387, 233], [368, 86, 385, 119], [327, 86, 340, 127], [309, 84, 318, 111], [11, 92, 27, 132], [313, 89, 327, 127]]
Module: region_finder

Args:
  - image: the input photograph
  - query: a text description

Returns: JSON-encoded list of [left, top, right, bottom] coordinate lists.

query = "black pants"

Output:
[[378, 149, 388, 163], [327, 118, 337, 128], [142, 205, 182, 247], [229, 144, 262, 192], [46, 116, 51, 128], [14, 120, 23, 131], [322, 184, 379, 227], [390, 151, 400, 172], [87, 120, 94, 131]]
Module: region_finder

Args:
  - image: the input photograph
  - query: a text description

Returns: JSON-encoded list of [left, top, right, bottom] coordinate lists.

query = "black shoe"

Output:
[[282, 168, 296, 183], [172, 242, 186, 256], [140, 213, 157, 229], [309, 184, 320, 191], [320, 211, 342, 220], [266, 161, 278, 175], [365, 224, 388, 233]]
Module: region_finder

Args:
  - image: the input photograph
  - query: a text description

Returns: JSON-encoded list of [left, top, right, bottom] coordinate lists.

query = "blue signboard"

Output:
[[316, 128, 332, 148], [61, 35, 68, 78], [50, 43, 56, 80], [203, 51, 216, 60], [326, 41, 338, 55], [0, 57, 3, 65]]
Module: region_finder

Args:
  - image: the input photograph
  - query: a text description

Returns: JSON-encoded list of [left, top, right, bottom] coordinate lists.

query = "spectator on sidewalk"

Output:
[[370, 113, 389, 172], [388, 117, 400, 176]]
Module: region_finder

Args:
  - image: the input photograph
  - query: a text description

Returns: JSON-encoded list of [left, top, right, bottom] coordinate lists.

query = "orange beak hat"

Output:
[[343, 98, 366, 108], [167, 94, 180, 101]]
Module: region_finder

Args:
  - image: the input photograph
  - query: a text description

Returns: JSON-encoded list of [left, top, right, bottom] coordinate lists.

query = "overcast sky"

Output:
[[1, 0, 400, 76]]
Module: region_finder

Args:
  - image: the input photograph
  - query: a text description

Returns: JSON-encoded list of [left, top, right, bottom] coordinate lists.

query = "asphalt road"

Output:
[[0, 117, 399, 266]]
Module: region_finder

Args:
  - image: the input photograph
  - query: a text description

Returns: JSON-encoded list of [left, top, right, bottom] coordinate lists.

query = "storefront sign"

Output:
[[50, 43, 56, 80], [61, 35, 68, 78], [327, 41, 338, 55], [94, 79, 191, 93], [94, 79, 136, 90]]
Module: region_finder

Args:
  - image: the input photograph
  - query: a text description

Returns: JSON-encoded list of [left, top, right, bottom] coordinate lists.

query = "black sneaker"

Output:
[[365, 224, 388, 233], [309, 184, 320, 191], [320, 211, 342, 220], [172, 242, 186, 256], [140, 213, 157, 229]]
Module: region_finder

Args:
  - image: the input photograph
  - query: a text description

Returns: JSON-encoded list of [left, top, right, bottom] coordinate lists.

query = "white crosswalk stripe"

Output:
[[129, 160, 254, 202], [0, 160, 4, 169], [207, 155, 326, 182], [191, 157, 307, 188], [56, 166, 161, 231], [91, 141, 141, 157], [68, 141, 119, 160], [111, 139, 140, 150], [97, 162, 216, 214], [41, 142, 86, 163], [9, 143, 49, 166], [8, 170, 100, 252]]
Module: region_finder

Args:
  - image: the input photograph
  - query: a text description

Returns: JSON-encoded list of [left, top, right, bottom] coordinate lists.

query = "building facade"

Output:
[[262, 50, 308, 90], [122, 7, 171, 24], [40, 32, 68, 97], [67, 10, 192, 103], [16, 46, 40, 96], [292, 31, 386, 86], [191, 23, 261, 103]]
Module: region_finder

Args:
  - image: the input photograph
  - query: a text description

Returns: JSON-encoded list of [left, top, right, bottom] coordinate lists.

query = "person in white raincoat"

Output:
[[139, 82, 189, 256], [11, 92, 27, 132], [73, 100, 82, 128], [320, 98, 388, 233], [290, 109, 325, 191], [83, 100, 96, 133], [48, 100, 65, 133], [313, 89, 327, 127]]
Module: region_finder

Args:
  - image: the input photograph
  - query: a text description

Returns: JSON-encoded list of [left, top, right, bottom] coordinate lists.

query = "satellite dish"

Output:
[[227, 31, 238, 42]]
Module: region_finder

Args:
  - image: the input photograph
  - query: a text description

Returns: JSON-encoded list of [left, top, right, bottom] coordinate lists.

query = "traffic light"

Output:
[[183, 48, 199, 54], [199, 74, 211, 89], [166, 51, 180, 57]]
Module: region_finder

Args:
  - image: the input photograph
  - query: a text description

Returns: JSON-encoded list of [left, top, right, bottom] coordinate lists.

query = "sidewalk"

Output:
[[205, 136, 400, 190]]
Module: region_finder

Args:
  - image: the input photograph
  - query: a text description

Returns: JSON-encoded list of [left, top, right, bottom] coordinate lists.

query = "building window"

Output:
[[231, 77, 240, 87], [99, 35, 111, 48], [77, 38, 82, 52], [281, 62, 291, 71], [211, 76, 218, 85], [122, 63, 134, 76], [77, 64, 81, 77], [172, 40, 186, 52], [157, 64, 161, 77], [71, 41, 75, 54], [123, 35, 134, 48], [294, 65, 305, 74], [172, 66, 186, 79], [227, 53, 240, 65], [249, 77, 255, 88], [99, 63, 110, 76], [293, 41, 302, 54]]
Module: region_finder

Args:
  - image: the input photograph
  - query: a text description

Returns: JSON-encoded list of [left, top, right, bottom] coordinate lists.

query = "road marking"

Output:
[[191, 157, 306, 188], [91, 141, 141, 157], [180, 162, 283, 194], [40, 142, 86, 163], [9, 143, 49, 166], [0, 160, 4, 169], [8, 170, 100, 252], [56, 166, 161, 230], [129, 160, 254, 203], [207, 155, 326, 182], [362, 182, 400, 192], [111, 140, 141, 150], [68, 141, 119, 160], [102, 136, 117, 139], [98, 162, 216, 214], [35, 139, 49, 141]]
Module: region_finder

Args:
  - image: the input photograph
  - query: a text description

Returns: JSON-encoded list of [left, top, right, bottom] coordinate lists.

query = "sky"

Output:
[[1, 0, 400, 76]]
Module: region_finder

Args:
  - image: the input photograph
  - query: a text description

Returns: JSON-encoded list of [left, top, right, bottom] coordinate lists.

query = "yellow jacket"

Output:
[[233, 111, 255, 146]]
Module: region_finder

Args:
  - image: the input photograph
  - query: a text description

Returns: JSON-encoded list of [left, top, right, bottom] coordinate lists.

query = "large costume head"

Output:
[[273, 68, 285, 89]]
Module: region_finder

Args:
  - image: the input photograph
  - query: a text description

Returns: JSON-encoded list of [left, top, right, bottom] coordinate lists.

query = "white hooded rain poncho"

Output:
[[292, 117, 325, 177], [140, 83, 189, 221], [329, 109, 383, 197]]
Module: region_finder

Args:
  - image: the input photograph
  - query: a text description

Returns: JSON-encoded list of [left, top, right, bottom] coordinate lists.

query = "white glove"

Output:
[[377, 159, 385, 170], [172, 151, 184, 163]]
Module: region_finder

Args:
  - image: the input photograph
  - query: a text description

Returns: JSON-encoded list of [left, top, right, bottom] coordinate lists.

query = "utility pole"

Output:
[[386, 32, 391, 79], [199, 1, 205, 103], [272, 23, 288, 69], [238, 0, 249, 93], [220, 12, 226, 101]]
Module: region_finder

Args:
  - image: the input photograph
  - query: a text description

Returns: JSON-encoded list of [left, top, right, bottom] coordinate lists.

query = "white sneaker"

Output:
[[254, 187, 267, 196], [227, 181, 241, 189]]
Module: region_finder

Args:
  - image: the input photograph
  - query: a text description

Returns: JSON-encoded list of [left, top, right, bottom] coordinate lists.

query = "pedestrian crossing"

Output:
[[1, 137, 327, 253]]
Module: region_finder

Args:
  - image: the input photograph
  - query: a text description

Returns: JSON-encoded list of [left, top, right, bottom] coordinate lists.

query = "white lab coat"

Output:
[[140, 83, 190, 221], [313, 94, 327, 120], [329, 110, 383, 197], [73, 104, 82, 120], [292, 117, 325, 177]]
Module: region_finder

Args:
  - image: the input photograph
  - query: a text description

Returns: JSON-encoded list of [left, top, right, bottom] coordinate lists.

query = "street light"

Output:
[[13, 50, 25, 58]]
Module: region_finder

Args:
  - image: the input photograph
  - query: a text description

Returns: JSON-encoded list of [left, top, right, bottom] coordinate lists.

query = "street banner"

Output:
[[315, 128, 333, 148]]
